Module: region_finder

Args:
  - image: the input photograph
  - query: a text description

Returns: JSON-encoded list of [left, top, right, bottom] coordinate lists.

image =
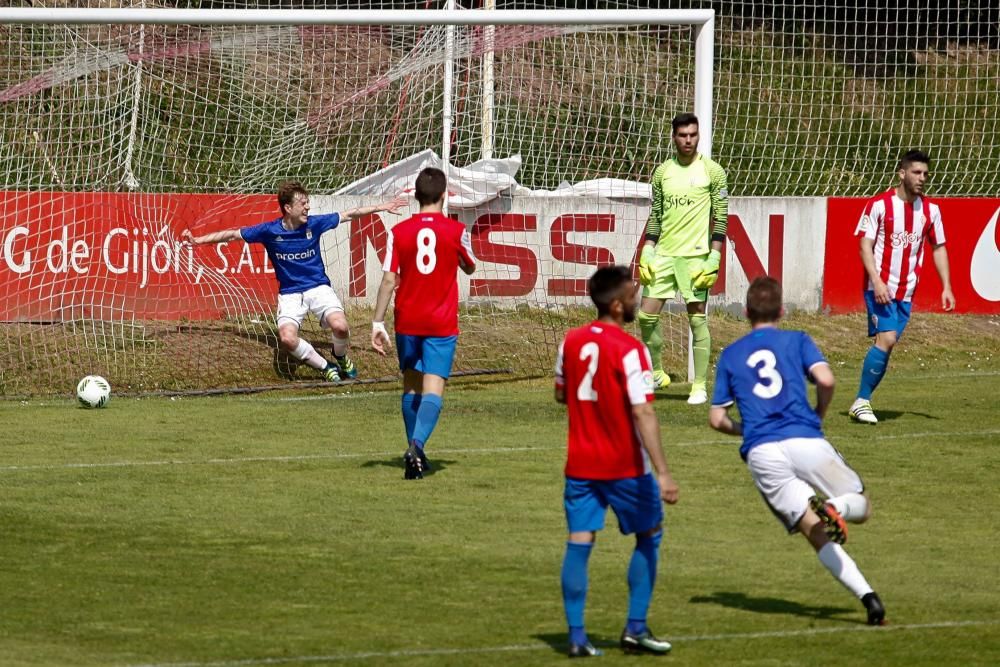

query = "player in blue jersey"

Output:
[[708, 277, 887, 626], [184, 181, 407, 382]]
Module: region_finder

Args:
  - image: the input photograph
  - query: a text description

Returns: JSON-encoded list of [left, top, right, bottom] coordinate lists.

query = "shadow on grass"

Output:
[[843, 409, 942, 422], [532, 632, 616, 656], [690, 591, 858, 623], [360, 457, 456, 478], [653, 392, 693, 403]]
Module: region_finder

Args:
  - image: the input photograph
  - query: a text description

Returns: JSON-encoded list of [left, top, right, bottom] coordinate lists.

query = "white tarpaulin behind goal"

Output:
[[337, 149, 652, 206]]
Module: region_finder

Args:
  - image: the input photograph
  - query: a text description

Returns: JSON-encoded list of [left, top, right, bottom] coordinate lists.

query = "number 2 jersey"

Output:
[[555, 322, 655, 480], [383, 211, 475, 337], [711, 327, 828, 460]]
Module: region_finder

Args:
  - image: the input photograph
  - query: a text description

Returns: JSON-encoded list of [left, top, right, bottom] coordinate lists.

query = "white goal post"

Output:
[[0, 6, 715, 395]]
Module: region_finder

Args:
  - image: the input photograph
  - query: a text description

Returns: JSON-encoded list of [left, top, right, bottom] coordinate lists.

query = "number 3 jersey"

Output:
[[556, 322, 655, 480], [711, 327, 828, 460], [383, 211, 475, 337]]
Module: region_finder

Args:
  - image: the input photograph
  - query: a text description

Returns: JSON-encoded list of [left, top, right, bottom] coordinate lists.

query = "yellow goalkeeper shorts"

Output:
[[641, 253, 711, 303]]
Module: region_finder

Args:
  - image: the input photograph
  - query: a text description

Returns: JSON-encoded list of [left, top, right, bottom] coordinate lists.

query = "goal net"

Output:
[[0, 3, 711, 396]]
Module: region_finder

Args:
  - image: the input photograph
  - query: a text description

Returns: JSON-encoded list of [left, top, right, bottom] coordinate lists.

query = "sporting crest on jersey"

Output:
[[306, 229, 313, 240]]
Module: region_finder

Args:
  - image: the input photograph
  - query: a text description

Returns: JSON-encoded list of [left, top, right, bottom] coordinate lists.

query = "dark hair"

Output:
[[671, 112, 699, 134], [415, 167, 447, 206], [277, 180, 308, 215], [588, 265, 633, 317], [897, 149, 930, 171], [746, 276, 783, 324]]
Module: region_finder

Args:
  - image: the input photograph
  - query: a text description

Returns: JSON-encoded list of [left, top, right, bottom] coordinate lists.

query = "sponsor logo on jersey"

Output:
[[276, 236, 284, 242], [890, 230, 922, 248], [663, 195, 695, 211], [273, 248, 317, 261]]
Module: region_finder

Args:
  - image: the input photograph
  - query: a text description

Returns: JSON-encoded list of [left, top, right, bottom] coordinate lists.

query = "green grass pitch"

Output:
[[1, 318, 999, 666]]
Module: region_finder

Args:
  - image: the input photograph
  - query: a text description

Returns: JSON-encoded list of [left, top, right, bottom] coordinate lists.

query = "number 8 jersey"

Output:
[[711, 327, 827, 460], [383, 211, 476, 336], [556, 322, 655, 480]]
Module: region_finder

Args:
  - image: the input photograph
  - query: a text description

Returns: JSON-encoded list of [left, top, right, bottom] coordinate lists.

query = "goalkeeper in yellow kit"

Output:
[[638, 113, 729, 405]]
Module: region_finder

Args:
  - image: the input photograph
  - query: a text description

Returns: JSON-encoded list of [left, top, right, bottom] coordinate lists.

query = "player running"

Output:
[[849, 149, 955, 424], [637, 112, 729, 405], [709, 276, 887, 626], [556, 266, 680, 657], [183, 181, 407, 382], [371, 167, 476, 480]]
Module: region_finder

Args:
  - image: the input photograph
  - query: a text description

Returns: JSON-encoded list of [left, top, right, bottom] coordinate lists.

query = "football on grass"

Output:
[[76, 375, 111, 409]]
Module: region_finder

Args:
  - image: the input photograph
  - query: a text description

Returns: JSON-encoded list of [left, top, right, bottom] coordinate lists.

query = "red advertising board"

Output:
[[0, 191, 278, 321], [824, 197, 1000, 314]]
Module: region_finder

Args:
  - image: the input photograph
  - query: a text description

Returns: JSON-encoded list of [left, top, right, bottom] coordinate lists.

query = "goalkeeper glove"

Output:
[[638, 245, 656, 286], [691, 249, 721, 290]]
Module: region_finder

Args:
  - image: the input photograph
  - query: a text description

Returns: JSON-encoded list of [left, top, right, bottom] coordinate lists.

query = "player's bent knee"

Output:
[[328, 319, 349, 338], [876, 331, 898, 351], [637, 524, 662, 539], [278, 331, 299, 350]]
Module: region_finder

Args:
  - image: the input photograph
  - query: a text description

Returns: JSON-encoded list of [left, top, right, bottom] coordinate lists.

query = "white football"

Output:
[[76, 375, 111, 409]]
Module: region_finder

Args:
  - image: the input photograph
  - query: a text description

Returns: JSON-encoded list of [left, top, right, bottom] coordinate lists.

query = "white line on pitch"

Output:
[[124, 619, 1000, 667], [3, 428, 1000, 473]]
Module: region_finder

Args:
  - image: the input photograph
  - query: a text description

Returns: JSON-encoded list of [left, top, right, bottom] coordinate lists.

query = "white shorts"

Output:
[[275, 285, 344, 329], [745, 437, 864, 533]]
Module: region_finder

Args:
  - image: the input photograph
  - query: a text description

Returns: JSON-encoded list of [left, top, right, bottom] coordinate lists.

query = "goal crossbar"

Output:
[[0, 8, 714, 27]]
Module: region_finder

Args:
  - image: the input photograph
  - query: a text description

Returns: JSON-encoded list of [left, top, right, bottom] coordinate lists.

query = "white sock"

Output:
[[291, 339, 328, 370], [817, 542, 874, 598], [829, 493, 869, 523], [332, 335, 349, 358]]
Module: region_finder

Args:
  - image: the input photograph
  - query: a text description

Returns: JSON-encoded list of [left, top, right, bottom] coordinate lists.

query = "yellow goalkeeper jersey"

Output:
[[645, 154, 729, 257]]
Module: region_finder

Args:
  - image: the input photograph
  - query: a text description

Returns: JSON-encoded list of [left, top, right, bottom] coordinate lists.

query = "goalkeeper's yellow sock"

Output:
[[637, 311, 663, 372], [689, 313, 710, 385]]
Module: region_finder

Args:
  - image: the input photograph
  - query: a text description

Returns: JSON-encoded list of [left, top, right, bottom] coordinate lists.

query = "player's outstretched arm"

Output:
[[340, 194, 410, 223], [632, 402, 678, 504], [371, 270, 397, 356], [708, 405, 742, 436], [182, 228, 243, 245], [932, 244, 955, 311]]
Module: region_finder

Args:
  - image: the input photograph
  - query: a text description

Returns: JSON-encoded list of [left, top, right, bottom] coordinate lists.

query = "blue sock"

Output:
[[627, 531, 662, 631], [411, 394, 443, 449], [858, 346, 890, 400], [401, 393, 421, 442], [562, 541, 594, 638]]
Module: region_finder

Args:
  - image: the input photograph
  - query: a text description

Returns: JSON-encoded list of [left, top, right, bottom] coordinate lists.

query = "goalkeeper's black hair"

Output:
[[746, 276, 783, 324], [898, 149, 930, 170], [589, 265, 633, 317], [672, 112, 699, 134], [415, 167, 447, 206]]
